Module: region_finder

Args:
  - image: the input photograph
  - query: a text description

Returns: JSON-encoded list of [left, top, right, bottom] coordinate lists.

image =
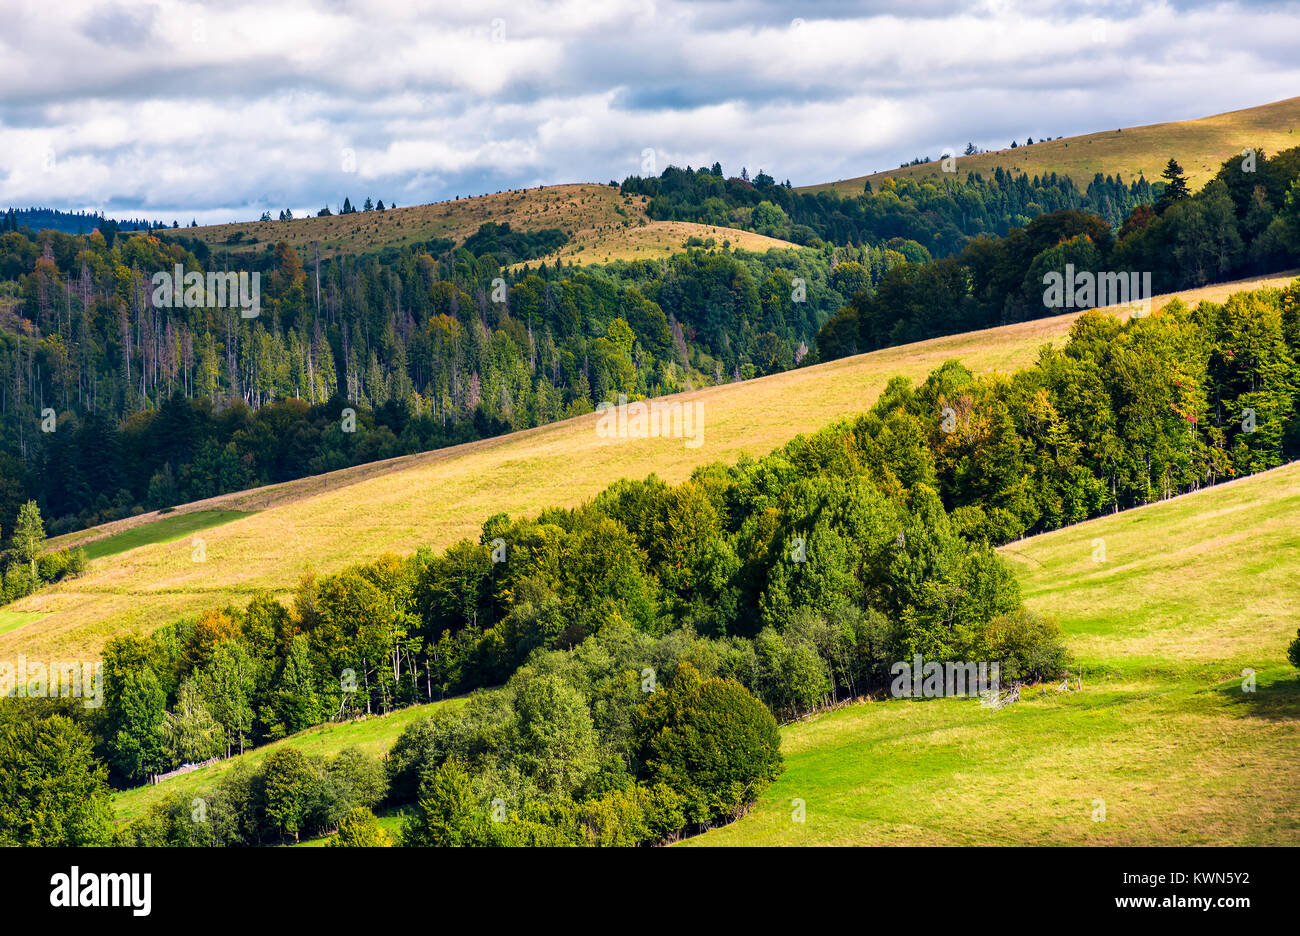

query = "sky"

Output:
[[1, 0, 1297, 225]]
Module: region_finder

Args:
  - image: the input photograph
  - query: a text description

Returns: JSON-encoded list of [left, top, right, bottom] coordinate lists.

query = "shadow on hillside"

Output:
[[1211, 671, 1300, 721]]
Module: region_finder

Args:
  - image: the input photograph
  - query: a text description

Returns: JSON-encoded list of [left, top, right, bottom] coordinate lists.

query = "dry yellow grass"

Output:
[[805, 95, 1300, 196], [187, 183, 641, 259], [9, 272, 1297, 661], [519, 219, 799, 268], [186, 181, 794, 270]]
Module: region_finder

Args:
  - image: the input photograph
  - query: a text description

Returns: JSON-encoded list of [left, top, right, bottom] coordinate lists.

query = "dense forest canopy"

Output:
[[0, 222, 865, 538], [813, 148, 1300, 360]]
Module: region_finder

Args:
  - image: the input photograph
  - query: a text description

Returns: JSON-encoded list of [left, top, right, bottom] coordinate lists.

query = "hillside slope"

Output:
[[7, 272, 1295, 661], [186, 183, 635, 258], [183, 182, 795, 262], [804, 95, 1300, 196], [691, 462, 1300, 846]]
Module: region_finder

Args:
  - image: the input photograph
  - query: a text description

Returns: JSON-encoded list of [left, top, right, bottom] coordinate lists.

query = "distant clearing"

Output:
[[57, 510, 255, 562], [112, 697, 461, 823], [518, 218, 800, 268]]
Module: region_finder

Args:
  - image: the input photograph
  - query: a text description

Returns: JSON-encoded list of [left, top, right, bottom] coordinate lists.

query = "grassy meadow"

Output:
[[520, 219, 799, 267], [691, 462, 1300, 846], [183, 182, 791, 265], [7, 272, 1296, 662], [804, 95, 1300, 196], [68, 510, 254, 562]]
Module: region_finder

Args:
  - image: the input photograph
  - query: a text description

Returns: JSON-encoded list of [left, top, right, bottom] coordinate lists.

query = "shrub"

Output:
[[981, 610, 1071, 683], [635, 664, 782, 827], [330, 806, 392, 847]]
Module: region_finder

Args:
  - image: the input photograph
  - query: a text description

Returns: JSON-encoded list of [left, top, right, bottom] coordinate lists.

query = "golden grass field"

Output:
[[184, 181, 792, 263], [7, 272, 1296, 663], [188, 182, 639, 258], [519, 218, 799, 268], [693, 461, 1300, 846], [803, 95, 1300, 196]]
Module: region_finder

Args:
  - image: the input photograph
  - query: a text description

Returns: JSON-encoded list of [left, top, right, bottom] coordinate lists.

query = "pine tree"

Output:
[[1157, 158, 1190, 213]]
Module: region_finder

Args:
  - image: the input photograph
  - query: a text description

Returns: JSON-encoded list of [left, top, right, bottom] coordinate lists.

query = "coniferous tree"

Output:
[[1157, 158, 1191, 213]]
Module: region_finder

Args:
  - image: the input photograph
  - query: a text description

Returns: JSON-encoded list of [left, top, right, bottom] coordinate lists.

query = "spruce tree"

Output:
[[1157, 158, 1190, 212]]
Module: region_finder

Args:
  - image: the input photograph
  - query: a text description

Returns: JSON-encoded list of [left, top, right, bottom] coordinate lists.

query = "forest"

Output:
[[814, 150, 1300, 359], [0, 225, 875, 540], [620, 161, 1157, 255], [6, 148, 1293, 552]]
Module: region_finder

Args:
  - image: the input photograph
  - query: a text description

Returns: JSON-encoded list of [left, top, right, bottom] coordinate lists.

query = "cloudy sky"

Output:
[[1, 0, 1297, 225]]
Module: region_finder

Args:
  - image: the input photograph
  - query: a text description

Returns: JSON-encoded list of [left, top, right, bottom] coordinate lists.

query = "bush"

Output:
[[981, 610, 1071, 683], [635, 664, 782, 827], [1288, 629, 1300, 671], [330, 807, 392, 847], [401, 758, 499, 847]]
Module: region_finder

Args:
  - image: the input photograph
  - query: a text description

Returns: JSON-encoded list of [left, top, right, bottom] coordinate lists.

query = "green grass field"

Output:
[[804, 95, 1300, 195], [112, 697, 462, 823], [0, 610, 47, 637], [692, 462, 1300, 846], [7, 273, 1294, 663], [67, 510, 254, 562]]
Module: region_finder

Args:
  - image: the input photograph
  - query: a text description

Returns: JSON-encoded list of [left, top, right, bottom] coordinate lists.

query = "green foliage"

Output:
[[0, 713, 114, 846], [1, 230, 844, 537], [636, 664, 783, 826], [401, 758, 496, 846], [330, 806, 392, 847], [622, 162, 1153, 256], [263, 747, 316, 843]]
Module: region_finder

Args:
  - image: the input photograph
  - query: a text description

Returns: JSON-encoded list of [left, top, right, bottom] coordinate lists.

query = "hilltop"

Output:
[[182, 181, 794, 262], [804, 95, 1300, 196]]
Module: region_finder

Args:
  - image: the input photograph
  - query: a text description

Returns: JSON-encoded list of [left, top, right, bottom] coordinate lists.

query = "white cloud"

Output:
[[0, 0, 1296, 223]]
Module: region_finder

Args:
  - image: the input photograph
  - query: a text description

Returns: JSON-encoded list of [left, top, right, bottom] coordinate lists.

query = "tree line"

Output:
[[620, 161, 1156, 256], [813, 150, 1300, 361], [5, 276, 1298, 845]]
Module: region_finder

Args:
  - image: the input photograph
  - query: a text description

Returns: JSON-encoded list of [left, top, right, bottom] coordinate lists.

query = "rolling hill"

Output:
[[182, 181, 796, 262], [691, 460, 1300, 846], [6, 271, 1294, 663], [803, 95, 1300, 197]]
